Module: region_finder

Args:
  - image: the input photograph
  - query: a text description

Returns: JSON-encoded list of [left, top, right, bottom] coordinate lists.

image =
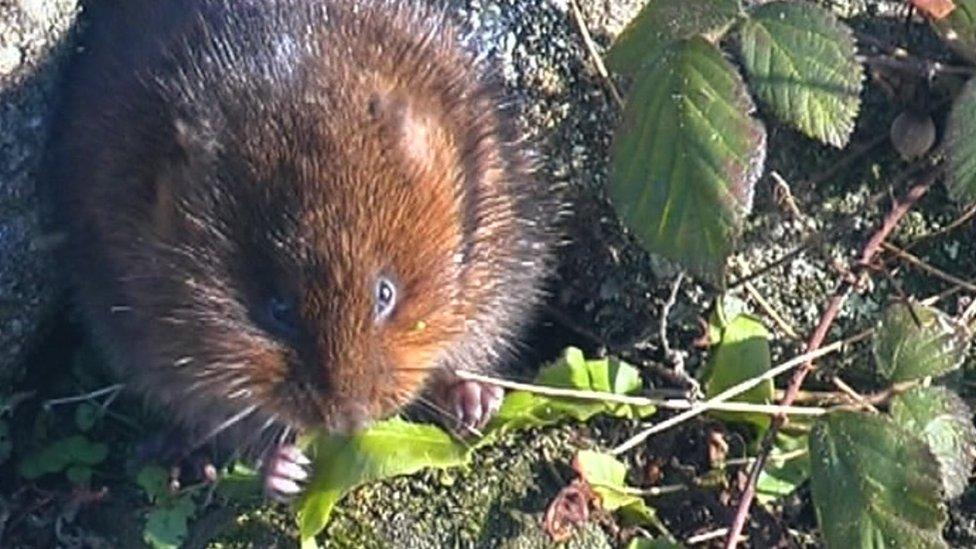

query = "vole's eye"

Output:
[[374, 277, 397, 321], [264, 295, 300, 338]]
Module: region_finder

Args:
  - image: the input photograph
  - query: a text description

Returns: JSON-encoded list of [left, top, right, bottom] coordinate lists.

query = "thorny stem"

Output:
[[607, 329, 871, 455], [722, 168, 940, 549]]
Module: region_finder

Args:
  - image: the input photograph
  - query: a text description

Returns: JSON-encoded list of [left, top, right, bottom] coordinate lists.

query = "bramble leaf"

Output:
[[738, 1, 862, 147], [810, 411, 947, 548], [606, 0, 742, 75], [891, 386, 976, 499], [873, 301, 970, 382], [946, 77, 976, 203], [610, 37, 766, 280]]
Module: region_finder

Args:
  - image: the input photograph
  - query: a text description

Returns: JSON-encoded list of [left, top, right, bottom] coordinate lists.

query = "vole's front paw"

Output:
[[446, 379, 504, 434], [263, 444, 311, 502]]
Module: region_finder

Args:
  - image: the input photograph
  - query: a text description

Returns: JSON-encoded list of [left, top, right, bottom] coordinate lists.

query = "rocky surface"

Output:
[[0, 0, 80, 383]]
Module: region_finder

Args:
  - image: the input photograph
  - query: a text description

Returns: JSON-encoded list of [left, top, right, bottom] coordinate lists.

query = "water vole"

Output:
[[49, 0, 557, 497]]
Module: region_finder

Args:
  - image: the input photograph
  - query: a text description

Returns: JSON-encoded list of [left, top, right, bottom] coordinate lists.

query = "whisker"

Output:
[[194, 404, 258, 450]]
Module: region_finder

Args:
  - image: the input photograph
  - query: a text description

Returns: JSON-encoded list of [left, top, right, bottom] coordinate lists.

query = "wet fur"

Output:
[[49, 0, 556, 457]]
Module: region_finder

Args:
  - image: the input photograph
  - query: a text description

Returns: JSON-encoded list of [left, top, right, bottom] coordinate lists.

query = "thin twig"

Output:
[[607, 329, 871, 455], [42, 384, 124, 410], [903, 203, 976, 252], [688, 528, 742, 546], [829, 376, 879, 413], [659, 272, 686, 370], [569, 0, 624, 108], [735, 258, 801, 340], [882, 242, 976, 293], [453, 371, 826, 416], [722, 168, 940, 549]]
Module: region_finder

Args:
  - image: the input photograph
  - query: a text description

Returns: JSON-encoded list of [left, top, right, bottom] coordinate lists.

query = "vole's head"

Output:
[[139, 76, 491, 434]]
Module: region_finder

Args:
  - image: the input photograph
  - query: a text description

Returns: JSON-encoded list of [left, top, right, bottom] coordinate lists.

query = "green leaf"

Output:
[[216, 462, 262, 502], [873, 301, 971, 383], [700, 314, 773, 432], [931, 0, 976, 64], [74, 403, 98, 432], [607, 0, 742, 75], [738, 1, 862, 147], [756, 430, 810, 504], [810, 411, 947, 549], [298, 418, 469, 545], [487, 348, 656, 433], [66, 465, 92, 485], [137, 465, 171, 502], [574, 450, 657, 525], [610, 37, 766, 281], [891, 386, 976, 499], [144, 496, 195, 549], [298, 348, 656, 544], [946, 76, 976, 203], [18, 435, 108, 479]]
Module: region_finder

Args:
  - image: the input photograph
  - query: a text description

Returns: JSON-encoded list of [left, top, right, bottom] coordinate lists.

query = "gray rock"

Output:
[[0, 0, 80, 383]]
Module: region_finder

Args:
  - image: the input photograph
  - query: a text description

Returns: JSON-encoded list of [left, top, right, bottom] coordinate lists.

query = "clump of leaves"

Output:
[[607, 0, 862, 281], [768, 300, 972, 548], [297, 348, 657, 547], [137, 465, 197, 549]]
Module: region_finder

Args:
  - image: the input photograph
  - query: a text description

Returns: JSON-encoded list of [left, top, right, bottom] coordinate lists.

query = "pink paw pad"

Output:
[[449, 380, 504, 433], [263, 444, 311, 502]]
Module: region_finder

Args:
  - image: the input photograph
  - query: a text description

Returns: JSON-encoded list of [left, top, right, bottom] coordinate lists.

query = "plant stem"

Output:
[[721, 168, 939, 549]]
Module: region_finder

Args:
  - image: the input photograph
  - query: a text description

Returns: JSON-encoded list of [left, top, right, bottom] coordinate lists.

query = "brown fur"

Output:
[[49, 0, 556, 453]]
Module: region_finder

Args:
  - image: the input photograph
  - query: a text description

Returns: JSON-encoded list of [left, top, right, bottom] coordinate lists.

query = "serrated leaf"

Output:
[[298, 418, 469, 545], [931, 0, 976, 63], [946, 77, 976, 203], [144, 496, 195, 549], [610, 37, 766, 281], [573, 450, 658, 526], [873, 301, 971, 382], [892, 386, 976, 499], [700, 313, 773, 432], [810, 411, 947, 549], [137, 465, 170, 502], [607, 0, 742, 75], [756, 430, 811, 504], [738, 1, 862, 147]]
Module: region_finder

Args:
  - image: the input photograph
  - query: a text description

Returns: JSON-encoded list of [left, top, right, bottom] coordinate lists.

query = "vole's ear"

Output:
[[368, 91, 451, 173], [150, 117, 218, 238]]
